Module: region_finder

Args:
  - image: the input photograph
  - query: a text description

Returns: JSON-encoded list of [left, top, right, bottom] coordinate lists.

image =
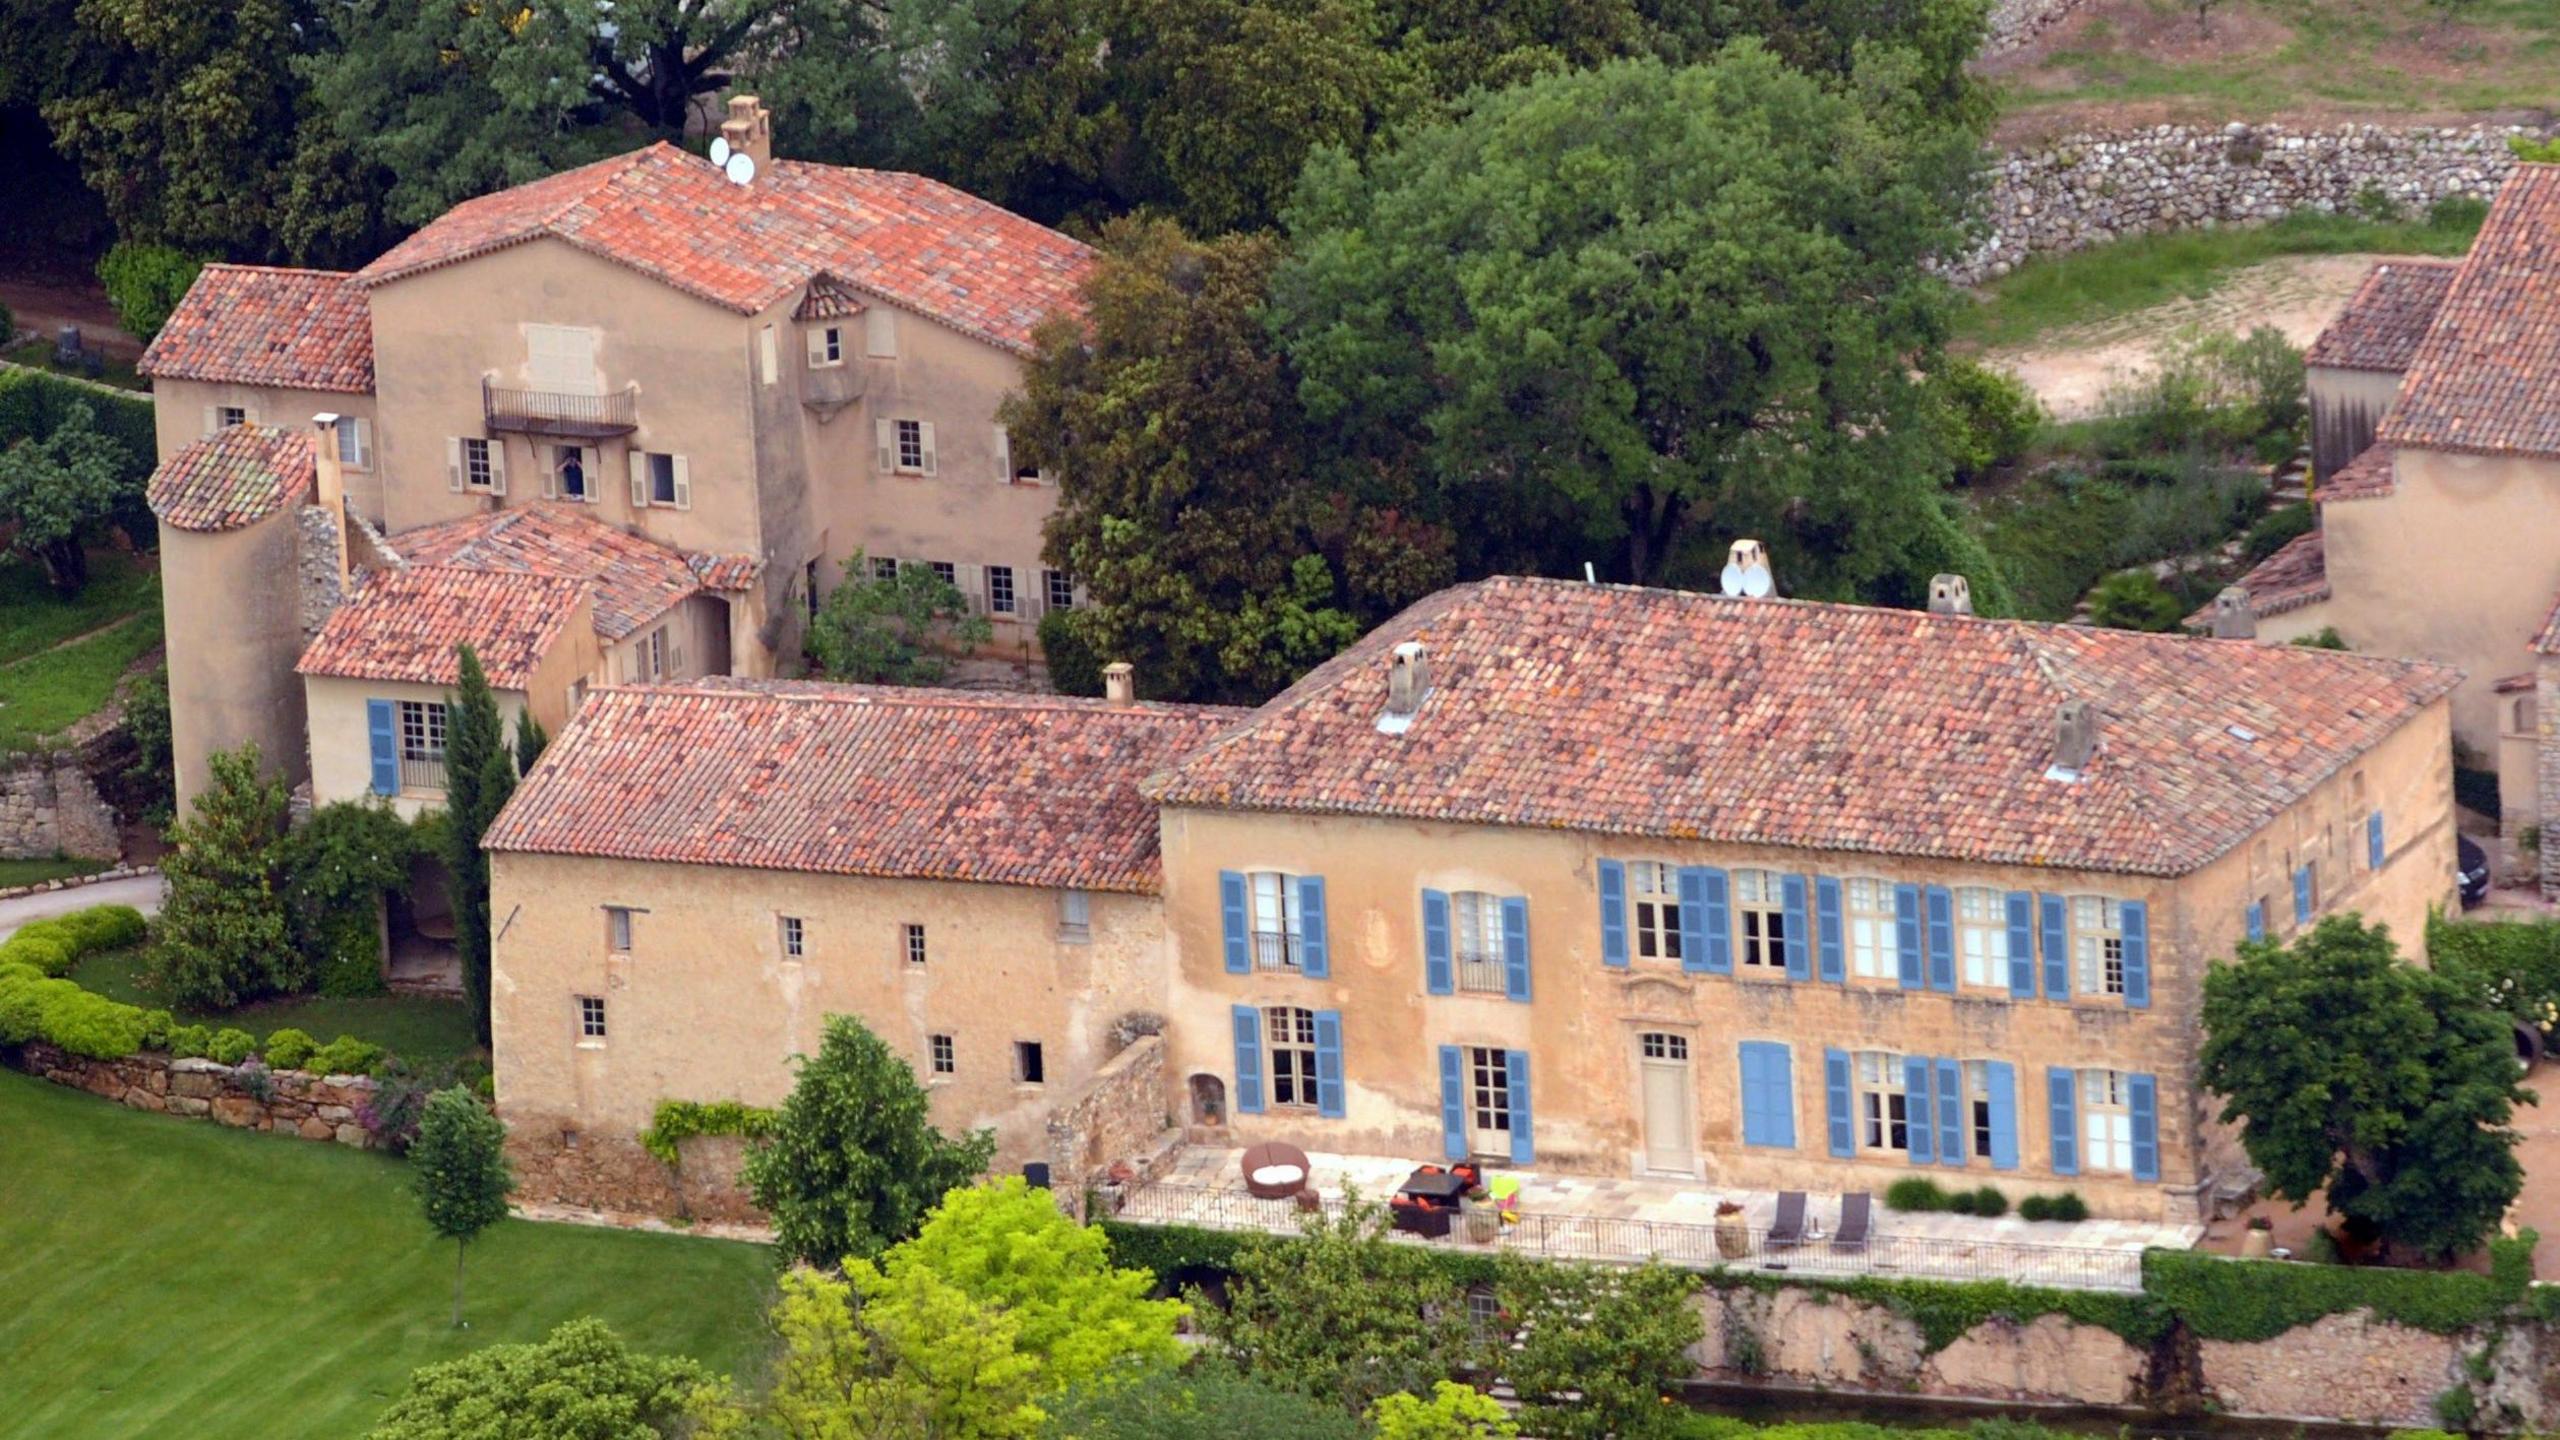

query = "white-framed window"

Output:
[[1734, 869, 1786, 972], [929, 561, 957, 590], [904, 923, 927, 966], [552, 444, 590, 501], [462, 437, 495, 491], [337, 417, 372, 469], [987, 565, 1016, 616], [1641, 1031, 1689, 1062], [605, 906, 633, 953], [895, 419, 926, 473], [647, 452, 681, 506], [871, 555, 899, 582], [1629, 861, 1682, 962], [1956, 887, 2008, 989], [634, 627, 668, 683], [2070, 896, 2125, 998], [1013, 1041, 1045, 1085], [1856, 1050, 1909, 1155], [780, 915, 805, 960], [1248, 871, 1305, 971], [218, 405, 247, 430], [1467, 1047, 1515, 1151], [1057, 889, 1091, 943], [1964, 1059, 1994, 1162], [2081, 1069, 2135, 1173], [810, 325, 844, 367], [929, 1033, 954, 1075], [1267, 1007, 1319, 1109], [577, 995, 607, 1039], [396, 700, 446, 792], [1449, 890, 1507, 994], [1045, 569, 1076, 612], [1845, 878, 1893, 980]]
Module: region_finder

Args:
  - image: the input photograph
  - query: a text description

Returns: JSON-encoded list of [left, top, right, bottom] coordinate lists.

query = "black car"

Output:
[[2458, 834, 2491, 908]]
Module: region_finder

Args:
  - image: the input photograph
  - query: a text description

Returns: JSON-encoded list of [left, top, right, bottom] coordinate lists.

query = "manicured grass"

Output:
[[0, 335, 146, 391], [70, 947, 483, 1072], [0, 550, 157, 667], [0, 855, 110, 888], [0, 606, 161, 752], [1954, 205, 2486, 350], [0, 1070, 774, 1439]]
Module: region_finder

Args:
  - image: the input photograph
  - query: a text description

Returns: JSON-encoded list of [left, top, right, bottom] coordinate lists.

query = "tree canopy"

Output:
[[412, 1087, 514, 1327], [0, 397, 132, 594], [806, 555, 994, 686], [148, 744, 295, 1009], [2200, 914, 2530, 1261], [368, 1317, 707, 1440]]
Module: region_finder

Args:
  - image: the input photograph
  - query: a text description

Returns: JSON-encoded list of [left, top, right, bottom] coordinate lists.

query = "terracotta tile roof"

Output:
[[2380, 165, 2560, 458], [794, 273, 868, 321], [353, 144, 1092, 355], [2495, 672, 2535, 695], [1148, 577, 2457, 879], [2304, 260, 2456, 373], [2536, 594, 2560, 655], [2219, 528, 2331, 620], [687, 553, 763, 591], [393, 505, 710, 641], [296, 567, 587, 689], [2321, 441, 2396, 502], [136, 265, 373, 393], [145, 424, 314, 533], [484, 681, 1244, 892]]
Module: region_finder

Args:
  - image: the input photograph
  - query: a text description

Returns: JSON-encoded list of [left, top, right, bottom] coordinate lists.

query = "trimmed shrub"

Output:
[[1884, 1177, 1948, 1212], [40, 984, 149, 1058], [2047, 1192, 2089, 1222], [0, 365, 156, 478], [166, 1023, 212, 1059], [208, 1027, 258, 1065], [1947, 1188, 1980, 1215], [0, 935, 72, 977], [139, 1008, 174, 1048], [1970, 1186, 2009, 1218], [262, 1027, 318, 1071], [2142, 1232, 2536, 1341], [307, 1034, 385, 1077]]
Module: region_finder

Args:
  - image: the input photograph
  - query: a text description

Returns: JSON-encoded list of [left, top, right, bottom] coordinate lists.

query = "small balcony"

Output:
[[483, 379, 639, 439], [1251, 930, 1302, 973], [1454, 948, 1507, 995], [399, 754, 447, 794]]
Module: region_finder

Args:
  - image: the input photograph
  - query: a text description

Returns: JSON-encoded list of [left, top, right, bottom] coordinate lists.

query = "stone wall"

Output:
[[0, 750, 122, 861], [1955, 122, 2547, 284], [10, 1040, 380, 1147], [1691, 1287, 2152, 1410], [1982, 0, 2088, 54], [1046, 1033, 1179, 1210], [504, 1122, 765, 1227]]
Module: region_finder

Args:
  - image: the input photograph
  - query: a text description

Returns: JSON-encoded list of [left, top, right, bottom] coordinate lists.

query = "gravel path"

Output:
[[0, 873, 164, 941]]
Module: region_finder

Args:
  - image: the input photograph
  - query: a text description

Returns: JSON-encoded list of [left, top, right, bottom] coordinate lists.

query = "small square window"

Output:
[[895, 419, 926, 472], [578, 995, 607, 1038], [871, 556, 899, 582], [606, 906, 634, 952], [218, 405, 247, 430], [929, 561, 956, 589], [930, 1033, 955, 1075], [1058, 889, 1091, 942], [1045, 569, 1076, 613], [462, 437, 495, 491], [987, 565, 1016, 616], [904, 923, 927, 966], [1014, 1041, 1045, 1085], [781, 915, 805, 959]]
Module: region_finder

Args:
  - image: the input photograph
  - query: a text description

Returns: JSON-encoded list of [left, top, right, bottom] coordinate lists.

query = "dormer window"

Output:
[[808, 325, 844, 368]]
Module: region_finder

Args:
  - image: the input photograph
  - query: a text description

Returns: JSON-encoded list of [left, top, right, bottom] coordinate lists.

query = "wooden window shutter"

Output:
[[628, 450, 649, 508], [993, 425, 1011, 484], [670, 455, 691, 510], [806, 326, 828, 367], [446, 437, 464, 492], [874, 419, 895, 473], [485, 439, 507, 495], [202, 405, 220, 438], [955, 562, 984, 612], [540, 451, 559, 499], [917, 422, 938, 477]]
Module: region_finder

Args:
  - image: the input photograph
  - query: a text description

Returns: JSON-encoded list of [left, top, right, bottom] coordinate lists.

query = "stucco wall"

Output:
[[151, 382, 384, 523], [160, 508, 310, 813], [302, 652, 582, 817]]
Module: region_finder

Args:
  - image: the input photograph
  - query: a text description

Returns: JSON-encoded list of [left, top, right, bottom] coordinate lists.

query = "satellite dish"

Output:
[[709, 136, 732, 166], [1739, 565, 1773, 599], [1720, 563, 1746, 597], [724, 152, 756, 185]]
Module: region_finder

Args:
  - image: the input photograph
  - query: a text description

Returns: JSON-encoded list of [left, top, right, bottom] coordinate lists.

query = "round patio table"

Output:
[[1241, 1141, 1312, 1200]]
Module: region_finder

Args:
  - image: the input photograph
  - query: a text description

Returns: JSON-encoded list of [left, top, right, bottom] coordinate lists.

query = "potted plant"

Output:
[[2239, 1215, 2274, 1260], [1714, 1200, 1750, 1259], [1463, 1184, 1499, 1243]]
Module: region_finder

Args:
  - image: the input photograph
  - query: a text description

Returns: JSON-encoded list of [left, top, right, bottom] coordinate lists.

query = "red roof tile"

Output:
[[2495, 672, 2535, 695], [297, 567, 587, 689], [353, 144, 1092, 355], [2304, 261, 2456, 373], [395, 505, 706, 641], [2380, 165, 2560, 458], [2222, 528, 2331, 619], [484, 681, 1243, 892], [137, 265, 373, 393], [144, 425, 314, 533], [1149, 577, 2457, 878], [2321, 441, 2396, 502], [2536, 594, 2560, 656]]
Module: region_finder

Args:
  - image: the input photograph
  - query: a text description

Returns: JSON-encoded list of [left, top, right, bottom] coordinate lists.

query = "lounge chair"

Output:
[[1831, 1192, 1872, 1254], [1766, 1191, 1808, 1249]]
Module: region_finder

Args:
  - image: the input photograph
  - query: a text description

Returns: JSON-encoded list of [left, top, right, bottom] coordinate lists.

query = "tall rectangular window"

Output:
[[1467, 1047, 1514, 1149], [1045, 569, 1076, 612], [1845, 878, 1893, 980], [462, 437, 495, 491], [1248, 871, 1304, 971], [1057, 890, 1091, 942], [577, 995, 607, 1039], [1956, 887, 2009, 989], [606, 906, 634, 953], [1267, 1007, 1319, 1108], [2070, 897, 2125, 997], [337, 418, 371, 468], [780, 915, 805, 959], [986, 565, 1016, 616], [904, 923, 927, 966], [929, 1033, 955, 1075], [1856, 1050, 1908, 1155], [2082, 1069, 2134, 1172], [1449, 890, 1507, 994], [895, 419, 926, 472], [1964, 1060, 1994, 1161], [648, 452, 678, 505], [1013, 1041, 1045, 1085], [1629, 862, 1681, 962], [1733, 869, 1786, 972], [396, 700, 447, 792]]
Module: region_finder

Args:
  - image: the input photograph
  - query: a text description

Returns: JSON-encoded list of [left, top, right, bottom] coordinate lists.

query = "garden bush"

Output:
[[1039, 608, 1106, 697], [1885, 1177, 1949, 1212], [165, 1023, 212, 1059], [1935, 359, 2044, 484], [638, 1098, 778, 1164], [2430, 912, 2560, 1029], [208, 1027, 258, 1065], [0, 934, 73, 977], [307, 1034, 385, 1077], [262, 1027, 318, 1071], [1969, 1186, 2008, 1218], [0, 367, 156, 481], [2143, 1232, 2535, 1341], [2088, 570, 2185, 632], [2016, 1193, 2088, 1222], [2244, 502, 2315, 564], [96, 242, 203, 344]]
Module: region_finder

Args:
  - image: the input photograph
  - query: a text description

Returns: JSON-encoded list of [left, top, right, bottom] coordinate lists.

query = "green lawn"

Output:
[[1, 335, 146, 391], [0, 550, 157, 667], [0, 855, 110, 888], [70, 947, 483, 1072], [0, 600, 162, 752], [1954, 205, 2487, 350], [0, 1070, 775, 1439]]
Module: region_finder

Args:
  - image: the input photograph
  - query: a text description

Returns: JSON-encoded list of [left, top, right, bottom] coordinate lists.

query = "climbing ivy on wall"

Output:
[[637, 1099, 777, 1165]]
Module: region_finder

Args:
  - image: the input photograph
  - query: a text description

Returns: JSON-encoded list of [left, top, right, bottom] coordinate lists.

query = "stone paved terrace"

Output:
[[1113, 1146, 2202, 1293]]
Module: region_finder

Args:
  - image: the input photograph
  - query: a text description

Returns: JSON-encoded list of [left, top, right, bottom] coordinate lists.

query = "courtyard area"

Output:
[[1116, 1145, 2200, 1293]]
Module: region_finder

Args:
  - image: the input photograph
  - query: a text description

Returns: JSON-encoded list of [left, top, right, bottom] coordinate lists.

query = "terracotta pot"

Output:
[[1715, 1210, 1751, 1259], [2239, 1226, 2273, 1260]]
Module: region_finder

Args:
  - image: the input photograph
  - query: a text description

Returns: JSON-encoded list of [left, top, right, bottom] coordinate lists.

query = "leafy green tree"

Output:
[[0, 397, 132, 593], [744, 1013, 997, 1269], [1369, 1382, 1518, 1440], [368, 1316, 709, 1439], [441, 644, 514, 1046], [1273, 50, 1983, 599], [119, 664, 174, 824], [95, 242, 203, 344], [273, 799, 416, 998], [513, 709, 550, 776], [2201, 915, 2530, 1261], [1197, 1195, 1482, 1413], [1691, 0, 1993, 130], [2086, 570, 2185, 633], [412, 1087, 513, 1327], [755, 0, 1028, 178], [148, 744, 294, 1008], [1007, 217, 1449, 702], [806, 552, 993, 685], [1043, 1361, 1368, 1440], [1495, 1258, 1700, 1439]]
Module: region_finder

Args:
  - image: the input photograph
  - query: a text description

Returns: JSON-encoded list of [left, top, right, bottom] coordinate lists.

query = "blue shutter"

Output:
[[1816, 876, 1845, 983], [1985, 1061, 2020, 1170], [2293, 866, 2312, 925], [366, 699, 398, 796], [1313, 1010, 1345, 1119], [1505, 1051, 1533, 1164], [1904, 1057, 1936, 1163], [1501, 896, 1532, 1002], [2040, 893, 2069, 1000], [2368, 811, 2386, 871], [2245, 902, 2265, 943], [1894, 883, 1924, 989], [1681, 867, 1731, 975], [2048, 1067, 2079, 1176], [1925, 885, 1956, 993], [2005, 891, 2036, 998], [1438, 1046, 1466, 1159], [1780, 874, 1812, 981], [2120, 900, 2150, 1010], [1935, 1057, 1963, 1167], [2129, 1072, 2160, 1181], [1220, 871, 1250, 974], [1598, 859, 1629, 968], [1823, 1048, 1854, 1158], [1297, 875, 1329, 979], [1740, 1042, 1796, 1149], [1422, 889, 1453, 995], [1232, 1006, 1264, 1114]]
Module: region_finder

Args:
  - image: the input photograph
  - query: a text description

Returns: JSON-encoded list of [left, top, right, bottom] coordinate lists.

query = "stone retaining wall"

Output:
[[0, 749, 121, 862], [503, 1120, 765, 1227], [1047, 1034, 1180, 1209], [10, 1039, 380, 1147], [1955, 122, 2548, 284]]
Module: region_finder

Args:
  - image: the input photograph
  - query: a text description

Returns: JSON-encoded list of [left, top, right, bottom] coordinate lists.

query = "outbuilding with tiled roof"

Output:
[[138, 265, 374, 394]]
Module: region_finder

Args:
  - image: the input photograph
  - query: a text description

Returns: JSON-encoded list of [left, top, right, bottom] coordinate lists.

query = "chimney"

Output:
[[2054, 700, 2097, 775], [1719, 538, 1776, 598], [2210, 586, 2258, 640], [1103, 661, 1135, 704], [309, 412, 350, 589], [1377, 641, 1430, 734], [1927, 573, 1973, 617], [720, 95, 772, 175]]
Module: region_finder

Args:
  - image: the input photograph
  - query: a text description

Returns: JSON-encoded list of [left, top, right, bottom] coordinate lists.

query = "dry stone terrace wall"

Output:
[[504, 1122, 765, 1227], [0, 750, 120, 862], [9, 1040, 380, 1146]]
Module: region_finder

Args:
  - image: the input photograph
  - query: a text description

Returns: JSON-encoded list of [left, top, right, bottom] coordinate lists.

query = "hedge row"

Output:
[[2140, 1233, 2537, 1342], [1098, 1218, 1501, 1290], [0, 367, 156, 476], [1699, 1267, 2171, 1353]]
